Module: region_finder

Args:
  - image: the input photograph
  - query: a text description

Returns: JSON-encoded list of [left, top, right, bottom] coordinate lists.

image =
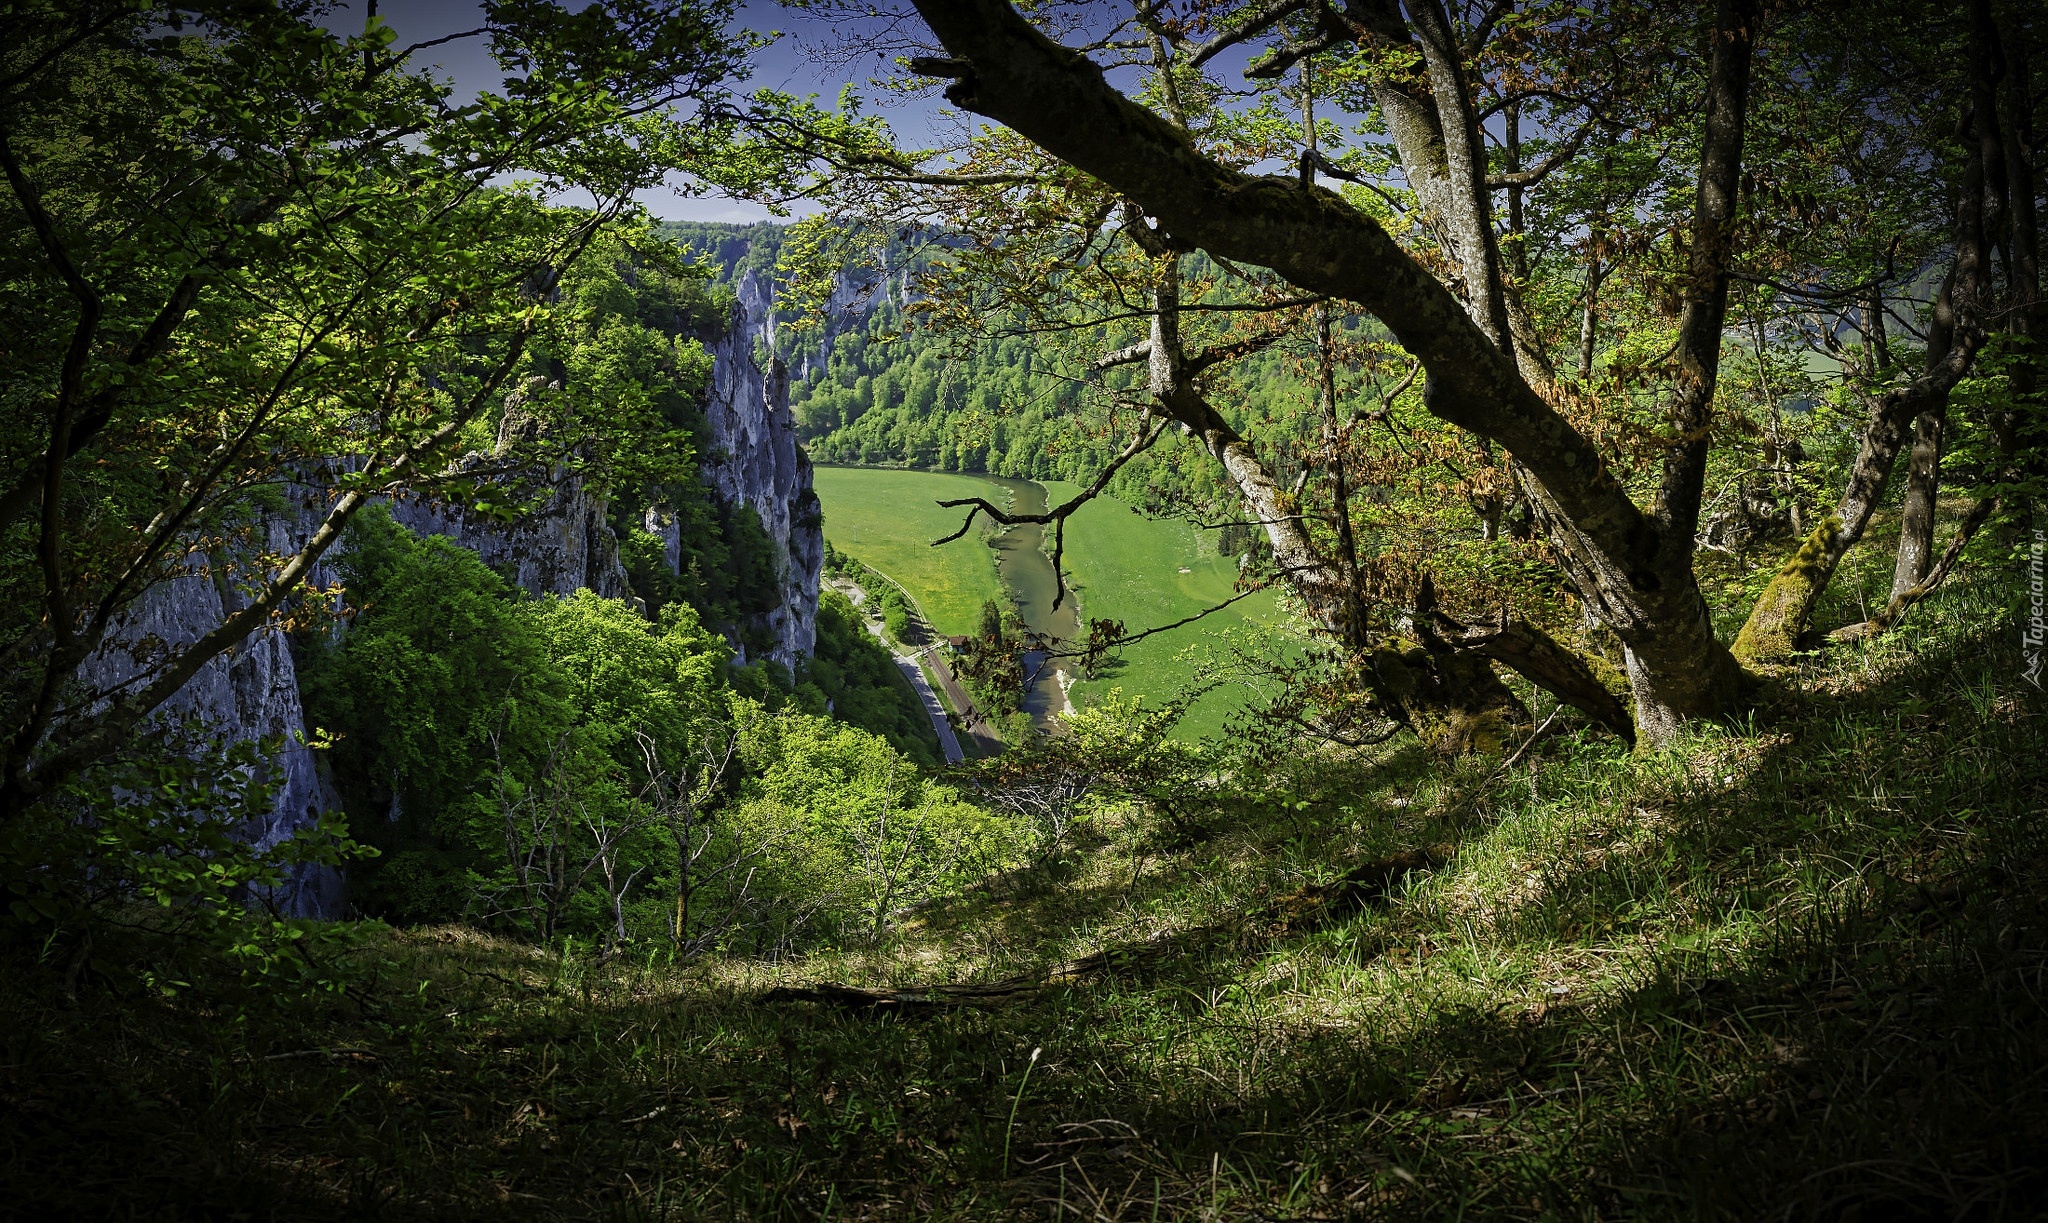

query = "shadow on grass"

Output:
[[959, 594, 2048, 1220], [2, 581, 2043, 1220]]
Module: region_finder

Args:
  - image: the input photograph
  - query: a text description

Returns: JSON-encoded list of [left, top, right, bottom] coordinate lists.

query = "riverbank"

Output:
[[814, 466, 1076, 731], [812, 465, 1287, 742]]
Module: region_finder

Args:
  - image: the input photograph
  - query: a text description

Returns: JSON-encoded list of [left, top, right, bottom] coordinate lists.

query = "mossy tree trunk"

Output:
[[906, 0, 1770, 746], [1735, 7, 2003, 663]]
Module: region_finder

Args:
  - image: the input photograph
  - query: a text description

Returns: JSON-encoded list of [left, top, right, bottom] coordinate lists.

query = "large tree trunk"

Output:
[[905, 0, 1755, 744], [1995, 3, 2043, 518], [1336, 0, 1756, 739], [1734, 10, 1999, 662], [1139, 259, 1533, 750]]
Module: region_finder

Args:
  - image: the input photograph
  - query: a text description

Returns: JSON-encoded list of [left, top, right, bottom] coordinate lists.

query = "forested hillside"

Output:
[[4, 2, 2045, 1220], [534, 236, 941, 762], [662, 220, 1317, 564]]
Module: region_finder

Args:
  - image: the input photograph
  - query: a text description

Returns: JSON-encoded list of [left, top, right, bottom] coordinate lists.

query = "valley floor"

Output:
[[5, 573, 2045, 1220]]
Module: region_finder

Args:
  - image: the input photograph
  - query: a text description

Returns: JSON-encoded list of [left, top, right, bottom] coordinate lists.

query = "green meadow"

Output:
[[815, 467, 1284, 740], [1042, 480, 1285, 739], [810, 466, 1007, 639]]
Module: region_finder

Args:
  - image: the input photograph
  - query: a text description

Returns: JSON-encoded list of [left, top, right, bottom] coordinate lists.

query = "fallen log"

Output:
[[760, 978, 1045, 1010], [762, 847, 1456, 1011]]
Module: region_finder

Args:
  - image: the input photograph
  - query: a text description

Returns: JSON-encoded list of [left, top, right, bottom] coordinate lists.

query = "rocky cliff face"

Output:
[[85, 291, 822, 916], [388, 384, 631, 602], [79, 504, 351, 917], [779, 262, 915, 388], [652, 277, 821, 668]]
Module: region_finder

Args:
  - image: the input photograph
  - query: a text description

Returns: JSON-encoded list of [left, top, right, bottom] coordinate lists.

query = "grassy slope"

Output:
[[7, 568, 2045, 1220], [1042, 480, 1284, 740], [812, 466, 1007, 640]]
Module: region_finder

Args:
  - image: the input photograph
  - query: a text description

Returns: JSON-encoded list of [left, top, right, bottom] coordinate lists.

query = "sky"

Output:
[[329, 0, 953, 224]]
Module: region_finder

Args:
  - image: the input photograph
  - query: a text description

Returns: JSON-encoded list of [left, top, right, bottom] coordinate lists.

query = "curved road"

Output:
[[892, 643, 965, 764], [833, 577, 995, 763]]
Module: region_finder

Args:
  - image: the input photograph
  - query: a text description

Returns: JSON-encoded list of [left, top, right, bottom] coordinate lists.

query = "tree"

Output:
[[734, 710, 1022, 941], [1737, 0, 2036, 654], [0, 0, 784, 815], [788, 0, 2011, 745], [299, 511, 735, 938]]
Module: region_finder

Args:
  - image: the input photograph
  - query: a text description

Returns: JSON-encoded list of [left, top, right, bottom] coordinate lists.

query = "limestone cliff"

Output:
[[78, 504, 350, 918], [85, 292, 822, 916], [650, 278, 821, 668], [387, 383, 631, 602]]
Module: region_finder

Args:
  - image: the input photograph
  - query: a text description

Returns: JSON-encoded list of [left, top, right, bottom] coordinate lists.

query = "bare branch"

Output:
[[1728, 236, 1904, 302], [1460, 0, 1518, 57], [1043, 587, 1265, 661], [1831, 496, 1998, 641], [1485, 119, 1594, 189], [1183, 0, 1312, 68], [1185, 325, 1294, 375], [1091, 340, 1152, 371], [933, 416, 1167, 611]]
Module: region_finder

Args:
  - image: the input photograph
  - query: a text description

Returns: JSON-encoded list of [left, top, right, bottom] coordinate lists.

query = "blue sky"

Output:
[[337, 2, 1342, 225], [332, 1, 952, 223]]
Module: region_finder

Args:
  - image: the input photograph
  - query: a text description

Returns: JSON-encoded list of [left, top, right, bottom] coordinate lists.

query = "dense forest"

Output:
[[662, 221, 1293, 561], [4, 1, 2046, 1219]]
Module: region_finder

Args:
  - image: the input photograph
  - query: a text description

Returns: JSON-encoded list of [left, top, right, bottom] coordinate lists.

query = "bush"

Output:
[[299, 509, 1008, 954], [731, 711, 1026, 944], [0, 727, 371, 1001], [300, 508, 731, 941], [803, 589, 941, 766]]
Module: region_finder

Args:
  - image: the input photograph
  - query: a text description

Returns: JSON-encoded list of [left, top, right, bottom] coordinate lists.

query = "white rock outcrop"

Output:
[[81, 290, 821, 916], [687, 282, 821, 667]]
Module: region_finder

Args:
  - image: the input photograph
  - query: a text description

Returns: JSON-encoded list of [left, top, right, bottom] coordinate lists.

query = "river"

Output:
[[976, 476, 1079, 729]]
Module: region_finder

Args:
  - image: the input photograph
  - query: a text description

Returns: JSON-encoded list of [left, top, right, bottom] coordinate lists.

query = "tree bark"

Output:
[[1338, 0, 1556, 383], [1993, 2, 2042, 512], [1578, 256, 1603, 383], [1734, 18, 1996, 662], [1890, 402, 1946, 600], [1547, 0, 1762, 743], [903, 0, 1755, 743], [1834, 495, 1997, 643]]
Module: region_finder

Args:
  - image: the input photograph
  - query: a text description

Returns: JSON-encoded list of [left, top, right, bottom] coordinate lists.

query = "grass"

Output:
[[1040, 481, 1285, 740], [7, 564, 2046, 1220], [812, 466, 1008, 640]]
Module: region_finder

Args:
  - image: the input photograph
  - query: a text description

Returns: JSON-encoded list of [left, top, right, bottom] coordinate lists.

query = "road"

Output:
[[892, 646, 965, 764], [832, 577, 989, 763], [913, 645, 1002, 756]]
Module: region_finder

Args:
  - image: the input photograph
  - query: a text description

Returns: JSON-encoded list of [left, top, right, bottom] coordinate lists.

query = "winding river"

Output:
[[976, 477, 1080, 728]]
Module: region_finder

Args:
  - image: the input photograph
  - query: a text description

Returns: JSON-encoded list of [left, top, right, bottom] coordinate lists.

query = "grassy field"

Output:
[[10, 569, 2044, 1220], [1042, 481, 1286, 739], [812, 466, 1007, 639]]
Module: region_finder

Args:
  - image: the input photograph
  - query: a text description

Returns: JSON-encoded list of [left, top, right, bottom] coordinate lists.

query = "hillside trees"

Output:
[[299, 507, 1003, 948], [790, 0, 2027, 746], [1737, 0, 2040, 653], [297, 507, 730, 936], [0, 0, 792, 818]]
